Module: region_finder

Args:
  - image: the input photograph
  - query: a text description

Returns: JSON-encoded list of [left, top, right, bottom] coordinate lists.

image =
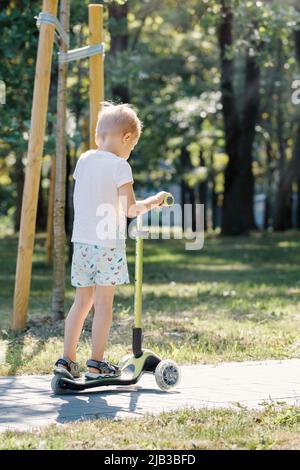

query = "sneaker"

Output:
[[85, 359, 121, 380], [54, 357, 81, 379]]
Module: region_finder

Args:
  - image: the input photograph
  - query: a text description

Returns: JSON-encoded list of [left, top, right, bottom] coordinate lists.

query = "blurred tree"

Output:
[[2, 0, 300, 240], [52, 0, 70, 320], [273, 12, 300, 230], [217, 0, 260, 235], [108, 0, 129, 102]]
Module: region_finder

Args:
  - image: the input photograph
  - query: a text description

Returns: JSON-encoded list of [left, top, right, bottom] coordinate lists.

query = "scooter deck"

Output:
[[57, 374, 140, 391], [52, 350, 161, 393]]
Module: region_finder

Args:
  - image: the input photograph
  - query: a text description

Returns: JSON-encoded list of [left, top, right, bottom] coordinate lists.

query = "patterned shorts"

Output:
[[71, 243, 129, 287]]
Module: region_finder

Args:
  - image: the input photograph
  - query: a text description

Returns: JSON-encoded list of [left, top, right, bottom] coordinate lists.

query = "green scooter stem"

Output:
[[134, 235, 143, 329], [133, 229, 143, 357], [132, 193, 174, 357]]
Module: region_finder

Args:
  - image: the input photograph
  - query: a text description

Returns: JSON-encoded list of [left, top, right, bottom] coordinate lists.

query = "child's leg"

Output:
[[89, 285, 115, 373], [63, 286, 95, 362]]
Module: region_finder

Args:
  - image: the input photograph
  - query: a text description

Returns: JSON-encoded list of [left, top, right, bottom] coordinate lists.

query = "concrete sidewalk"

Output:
[[1, 359, 300, 432]]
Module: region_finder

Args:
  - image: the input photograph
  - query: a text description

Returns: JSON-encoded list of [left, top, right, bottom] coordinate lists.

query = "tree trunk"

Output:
[[66, 25, 85, 264], [180, 146, 197, 231], [108, 1, 129, 103], [218, 1, 243, 235], [241, 51, 259, 230], [264, 140, 273, 230], [273, 40, 289, 231], [82, 115, 90, 151], [66, 143, 75, 265], [52, 0, 70, 320], [44, 47, 58, 252], [181, 179, 186, 230], [36, 176, 46, 232], [218, 1, 259, 235], [274, 32, 300, 230], [297, 176, 300, 228], [37, 51, 58, 236], [199, 149, 207, 230], [274, 123, 300, 230], [212, 184, 218, 230], [45, 155, 55, 265], [188, 186, 196, 232], [209, 151, 217, 230]]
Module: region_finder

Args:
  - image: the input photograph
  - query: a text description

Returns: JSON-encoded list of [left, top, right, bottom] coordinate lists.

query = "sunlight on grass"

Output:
[[1, 231, 300, 375], [1, 404, 300, 450]]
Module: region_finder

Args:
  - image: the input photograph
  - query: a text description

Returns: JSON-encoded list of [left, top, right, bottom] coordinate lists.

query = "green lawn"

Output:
[[1, 230, 300, 375], [1, 405, 300, 450], [1, 229, 300, 449]]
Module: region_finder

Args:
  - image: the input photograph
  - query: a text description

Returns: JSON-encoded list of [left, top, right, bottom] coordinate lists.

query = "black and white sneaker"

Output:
[[85, 359, 121, 380]]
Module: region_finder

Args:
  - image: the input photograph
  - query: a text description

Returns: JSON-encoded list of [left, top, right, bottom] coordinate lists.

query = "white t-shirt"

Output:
[[71, 149, 134, 248]]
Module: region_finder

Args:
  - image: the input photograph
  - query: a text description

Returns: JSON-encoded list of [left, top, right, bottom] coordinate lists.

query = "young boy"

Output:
[[54, 102, 169, 380]]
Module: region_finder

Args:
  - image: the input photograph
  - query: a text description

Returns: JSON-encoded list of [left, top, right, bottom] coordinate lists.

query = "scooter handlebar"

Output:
[[163, 193, 175, 207]]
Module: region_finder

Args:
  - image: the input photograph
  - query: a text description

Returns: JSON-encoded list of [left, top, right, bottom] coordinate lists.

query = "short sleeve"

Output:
[[73, 152, 88, 180], [114, 159, 134, 188], [73, 157, 81, 180]]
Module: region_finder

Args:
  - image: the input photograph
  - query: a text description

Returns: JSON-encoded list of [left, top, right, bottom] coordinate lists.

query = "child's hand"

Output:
[[154, 191, 171, 207]]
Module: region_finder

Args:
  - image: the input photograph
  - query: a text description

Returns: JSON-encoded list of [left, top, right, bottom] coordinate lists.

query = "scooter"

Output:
[[51, 194, 181, 394]]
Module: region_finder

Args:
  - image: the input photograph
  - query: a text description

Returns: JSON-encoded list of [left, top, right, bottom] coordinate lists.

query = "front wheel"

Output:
[[155, 360, 181, 391]]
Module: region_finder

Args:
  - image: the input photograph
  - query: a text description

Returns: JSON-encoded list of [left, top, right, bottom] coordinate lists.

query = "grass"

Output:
[[1, 230, 300, 375], [1, 228, 300, 449], [1, 404, 300, 450]]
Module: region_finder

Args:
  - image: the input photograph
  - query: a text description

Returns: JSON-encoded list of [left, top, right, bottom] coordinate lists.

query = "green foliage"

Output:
[[1, 0, 300, 229]]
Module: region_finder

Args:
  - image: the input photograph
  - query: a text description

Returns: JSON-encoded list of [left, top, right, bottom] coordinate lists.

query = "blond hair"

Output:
[[95, 101, 143, 145]]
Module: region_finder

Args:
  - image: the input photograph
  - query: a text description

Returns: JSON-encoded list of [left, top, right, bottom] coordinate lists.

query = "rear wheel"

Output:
[[155, 360, 181, 391], [51, 374, 69, 395]]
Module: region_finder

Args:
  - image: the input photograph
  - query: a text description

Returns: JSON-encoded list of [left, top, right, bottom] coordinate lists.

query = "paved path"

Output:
[[1, 359, 300, 432]]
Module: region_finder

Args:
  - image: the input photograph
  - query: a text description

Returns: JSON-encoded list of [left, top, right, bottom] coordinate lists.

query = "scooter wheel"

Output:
[[155, 360, 181, 391], [51, 374, 69, 395]]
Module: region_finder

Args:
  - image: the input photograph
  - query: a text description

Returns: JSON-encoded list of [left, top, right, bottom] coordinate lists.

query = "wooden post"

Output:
[[89, 4, 104, 149], [12, 0, 59, 331]]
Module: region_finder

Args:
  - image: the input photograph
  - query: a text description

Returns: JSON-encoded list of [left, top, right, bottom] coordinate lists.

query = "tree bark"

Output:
[[297, 176, 300, 228], [218, 1, 243, 235], [36, 177, 46, 232], [199, 149, 207, 230], [66, 143, 75, 265], [180, 146, 197, 231], [52, 0, 70, 320], [108, 1, 130, 102], [218, 1, 259, 235], [264, 140, 273, 230], [241, 52, 259, 230], [45, 155, 55, 265], [108, 1, 132, 237], [274, 31, 300, 230], [274, 123, 300, 230]]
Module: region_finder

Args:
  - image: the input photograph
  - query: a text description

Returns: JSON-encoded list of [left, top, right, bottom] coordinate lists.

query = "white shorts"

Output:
[[71, 243, 129, 287]]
